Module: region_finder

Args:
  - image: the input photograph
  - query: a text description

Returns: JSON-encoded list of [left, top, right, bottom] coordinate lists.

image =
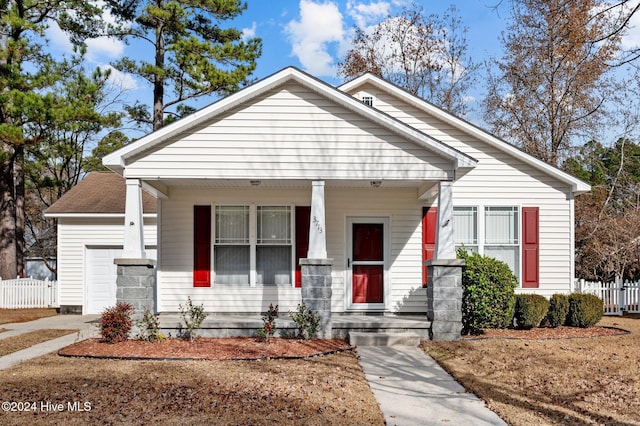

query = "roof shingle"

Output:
[[45, 172, 157, 215]]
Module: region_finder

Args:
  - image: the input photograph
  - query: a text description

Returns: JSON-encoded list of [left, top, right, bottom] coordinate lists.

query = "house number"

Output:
[[312, 216, 323, 234]]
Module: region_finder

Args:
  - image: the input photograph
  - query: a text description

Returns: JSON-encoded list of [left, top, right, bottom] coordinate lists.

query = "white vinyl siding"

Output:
[[56, 217, 157, 310], [156, 186, 426, 313], [355, 83, 574, 296], [124, 84, 454, 181]]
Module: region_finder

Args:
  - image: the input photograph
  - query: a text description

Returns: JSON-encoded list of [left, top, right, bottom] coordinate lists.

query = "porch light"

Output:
[[250, 180, 261, 186], [370, 181, 382, 188]]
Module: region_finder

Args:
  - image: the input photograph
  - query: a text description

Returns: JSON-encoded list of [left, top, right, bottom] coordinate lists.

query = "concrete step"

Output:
[[348, 331, 421, 347]]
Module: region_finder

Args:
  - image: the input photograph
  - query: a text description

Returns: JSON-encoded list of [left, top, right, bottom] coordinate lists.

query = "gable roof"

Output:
[[103, 67, 477, 175], [45, 172, 157, 217], [338, 74, 591, 195]]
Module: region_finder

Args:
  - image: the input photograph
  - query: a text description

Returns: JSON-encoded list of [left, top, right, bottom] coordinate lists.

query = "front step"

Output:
[[348, 331, 421, 347]]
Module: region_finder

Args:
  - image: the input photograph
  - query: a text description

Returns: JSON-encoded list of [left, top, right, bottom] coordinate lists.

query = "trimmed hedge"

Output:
[[458, 249, 517, 335], [567, 293, 604, 328], [546, 293, 570, 327], [514, 294, 549, 329]]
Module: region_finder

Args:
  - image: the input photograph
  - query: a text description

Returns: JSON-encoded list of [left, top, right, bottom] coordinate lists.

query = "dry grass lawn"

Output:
[[421, 315, 640, 426], [0, 308, 58, 325], [0, 350, 384, 425], [0, 330, 76, 356]]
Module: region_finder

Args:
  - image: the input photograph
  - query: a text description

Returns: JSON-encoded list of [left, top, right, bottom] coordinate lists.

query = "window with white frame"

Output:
[[214, 205, 292, 285], [452, 206, 520, 280], [484, 206, 519, 280], [453, 207, 478, 252], [257, 206, 292, 285]]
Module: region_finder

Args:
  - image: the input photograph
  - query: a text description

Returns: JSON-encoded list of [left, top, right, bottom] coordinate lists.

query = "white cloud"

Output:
[[285, 0, 346, 76], [44, 1, 125, 62], [102, 65, 138, 92], [621, 1, 640, 49], [242, 22, 257, 41], [86, 37, 125, 61], [346, 1, 390, 28]]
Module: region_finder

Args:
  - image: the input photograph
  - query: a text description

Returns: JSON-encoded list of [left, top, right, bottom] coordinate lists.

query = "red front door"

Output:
[[351, 223, 384, 304]]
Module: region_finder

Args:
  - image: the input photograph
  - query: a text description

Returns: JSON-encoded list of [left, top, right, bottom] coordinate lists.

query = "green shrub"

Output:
[[458, 249, 518, 335], [546, 293, 570, 327], [136, 308, 165, 342], [514, 294, 549, 329], [567, 293, 604, 328], [289, 303, 321, 339], [99, 302, 135, 344], [179, 297, 207, 341]]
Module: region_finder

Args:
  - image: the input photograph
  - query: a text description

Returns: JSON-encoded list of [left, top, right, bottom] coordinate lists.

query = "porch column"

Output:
[[115, 178, 155, 318], [434, 181, 455, 259], [123, 178, 146, 259], [301, 180, 332, 338], [426, 180, 464, 341], [308, 181, 327, 258]]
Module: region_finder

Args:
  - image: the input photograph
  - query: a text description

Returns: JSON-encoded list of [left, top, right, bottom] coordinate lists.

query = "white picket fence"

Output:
[[574, 278, 640, 316], [0, 277, 59, 309]]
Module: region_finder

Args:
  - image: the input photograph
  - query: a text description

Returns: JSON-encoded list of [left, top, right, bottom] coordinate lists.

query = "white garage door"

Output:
[[85, 247, 157, 315]]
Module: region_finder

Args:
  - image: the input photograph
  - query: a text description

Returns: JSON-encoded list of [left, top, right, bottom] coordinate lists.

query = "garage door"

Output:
[[85, 247, 156, 315]]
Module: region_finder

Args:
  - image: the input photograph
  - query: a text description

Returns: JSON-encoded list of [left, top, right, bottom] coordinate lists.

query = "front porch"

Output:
[[157, 313, 432, 340]]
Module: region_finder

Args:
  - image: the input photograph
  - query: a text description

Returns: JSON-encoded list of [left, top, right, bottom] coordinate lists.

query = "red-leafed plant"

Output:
[[99, 302, 135, 344], [257, 304, 279, 341]]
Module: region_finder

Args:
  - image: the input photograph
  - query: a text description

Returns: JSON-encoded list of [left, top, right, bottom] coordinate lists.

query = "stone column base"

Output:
[[114, 258, 156, 318], [426, 259, 465, 341], [300, 258, 333, 338]]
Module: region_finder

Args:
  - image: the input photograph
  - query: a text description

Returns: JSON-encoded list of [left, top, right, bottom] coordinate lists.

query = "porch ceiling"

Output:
[[144, 178, 440, 190]]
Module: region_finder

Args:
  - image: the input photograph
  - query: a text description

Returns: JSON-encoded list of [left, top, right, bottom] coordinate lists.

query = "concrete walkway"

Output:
[[357, 345, 507, 426], [0, 315, 100, 370], [1, 315, 506, 425]]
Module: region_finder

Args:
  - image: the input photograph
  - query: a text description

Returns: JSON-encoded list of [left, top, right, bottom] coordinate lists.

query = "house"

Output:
[[50, 67, 589, 339], [45, 172, 158, 314]]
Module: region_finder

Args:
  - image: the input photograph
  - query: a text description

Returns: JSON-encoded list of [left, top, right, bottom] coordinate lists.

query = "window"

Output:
[[453, 207, 477, 252], [214, 206, 250, 285], [214, 205, 292, 285], [484, 207, 519, 280], [257, 206, 291, 285]]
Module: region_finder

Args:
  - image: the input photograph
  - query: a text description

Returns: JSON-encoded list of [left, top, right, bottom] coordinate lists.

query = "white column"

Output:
[[123, 178, 146, 259], [307, 181, 327, 259], [435, 181, 455, 259]]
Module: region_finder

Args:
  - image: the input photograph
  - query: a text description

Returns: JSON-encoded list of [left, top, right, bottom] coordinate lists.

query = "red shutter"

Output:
[[295, 206, 311, 288], [522, 207, 539, 288], [193, 205, 211, 287], [422, 207, 437, 287]]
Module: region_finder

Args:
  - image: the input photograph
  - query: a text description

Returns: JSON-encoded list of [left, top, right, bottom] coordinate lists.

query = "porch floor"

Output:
[[157, 313, 431, 339]]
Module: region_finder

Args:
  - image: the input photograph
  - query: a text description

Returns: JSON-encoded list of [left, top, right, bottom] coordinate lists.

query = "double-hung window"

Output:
[[213, 205, 292, 286], [256, 206, 292, 285], [453, 207, 478, 252], [484, 207, 519, 280]]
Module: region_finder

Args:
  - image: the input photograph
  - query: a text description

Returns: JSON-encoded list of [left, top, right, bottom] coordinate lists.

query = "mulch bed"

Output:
[[463, 325, 628, 340], [59, 337, 352, 361]]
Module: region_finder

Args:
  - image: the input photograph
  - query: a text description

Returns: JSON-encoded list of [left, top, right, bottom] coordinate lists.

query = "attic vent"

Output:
[[362, 96, 374, 106]]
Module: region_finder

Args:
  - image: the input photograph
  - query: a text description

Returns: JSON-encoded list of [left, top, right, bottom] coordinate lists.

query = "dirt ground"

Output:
[[0, 346, 384, 425], [0, 329, 76, 356], [422, 315, 640, 426], [0, 308, 57, 325]]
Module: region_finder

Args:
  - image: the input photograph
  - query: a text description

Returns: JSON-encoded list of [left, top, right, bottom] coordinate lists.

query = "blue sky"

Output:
[[45, 0, 640, 136]]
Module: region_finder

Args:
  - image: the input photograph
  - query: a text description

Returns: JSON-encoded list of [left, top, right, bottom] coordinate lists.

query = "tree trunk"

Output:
[[0, 155, 17, 279], [153, 7, 165, 132], [15, 146, 25, 277]]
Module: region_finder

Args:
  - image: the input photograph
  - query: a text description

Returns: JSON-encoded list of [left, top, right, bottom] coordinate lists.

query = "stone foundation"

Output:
[[114, 258, 156, 317], [426, 259, 465, 341], [300, 258, 333, 338]]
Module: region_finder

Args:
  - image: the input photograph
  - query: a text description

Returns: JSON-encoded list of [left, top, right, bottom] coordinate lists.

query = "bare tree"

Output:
[[338, 4, 478, 116], [484, 0, 624, 166]]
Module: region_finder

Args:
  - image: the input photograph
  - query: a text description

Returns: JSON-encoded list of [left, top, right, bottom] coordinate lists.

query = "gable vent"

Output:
[[362, 96, 374, 106]]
